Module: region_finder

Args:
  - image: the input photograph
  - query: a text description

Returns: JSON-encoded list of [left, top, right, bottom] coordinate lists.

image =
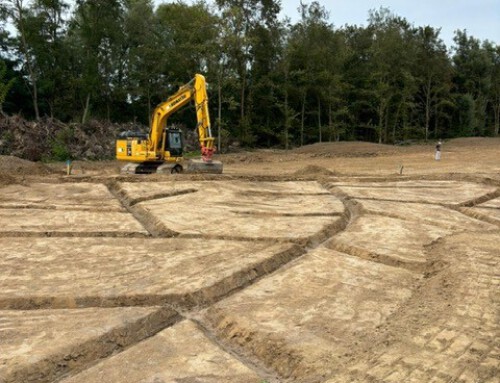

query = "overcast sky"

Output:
[[155, 0, 499, 48]]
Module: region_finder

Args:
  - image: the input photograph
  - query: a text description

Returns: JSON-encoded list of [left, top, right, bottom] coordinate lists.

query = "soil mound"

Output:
[[446, 137, 500, 147], [293, 165, 337, 177], [0, 173, 15, 185], [0, 155, 52, 176], [293, 141, 389, 157], [222, 153, 265, 164]]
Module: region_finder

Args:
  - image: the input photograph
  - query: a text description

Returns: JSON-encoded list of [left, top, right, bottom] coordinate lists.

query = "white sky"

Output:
[[155, 0, 500, 48]]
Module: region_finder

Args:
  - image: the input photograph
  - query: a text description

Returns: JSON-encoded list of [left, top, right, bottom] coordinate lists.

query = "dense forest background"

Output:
[[0, 0, 499, 154]]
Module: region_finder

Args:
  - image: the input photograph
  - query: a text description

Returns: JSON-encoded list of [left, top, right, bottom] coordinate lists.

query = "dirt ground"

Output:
[[0, 138, 499, 383]]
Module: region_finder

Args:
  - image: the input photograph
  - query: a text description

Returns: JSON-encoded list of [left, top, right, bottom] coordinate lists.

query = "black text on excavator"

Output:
[[116, 74, 223, 174]]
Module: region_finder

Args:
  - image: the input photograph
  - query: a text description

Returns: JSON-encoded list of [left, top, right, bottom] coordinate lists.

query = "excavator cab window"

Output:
[[166, 129, 183, 156]]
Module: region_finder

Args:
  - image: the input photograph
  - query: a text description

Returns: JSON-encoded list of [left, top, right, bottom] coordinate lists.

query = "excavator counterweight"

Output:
[[116, 74, 223, 174]]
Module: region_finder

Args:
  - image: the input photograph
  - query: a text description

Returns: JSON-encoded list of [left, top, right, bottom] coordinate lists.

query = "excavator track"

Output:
[[121, 162, 165, 174], [186, 159, 223, 174], [121, 160, 222, 175]]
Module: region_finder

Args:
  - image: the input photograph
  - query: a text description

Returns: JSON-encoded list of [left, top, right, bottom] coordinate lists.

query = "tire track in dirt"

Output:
[[0, 204, 125, 212], [14, 169, 500, 188], [0, 231, 150, 238], [229, 210, 343, 217], [344, 196, 458, 207]]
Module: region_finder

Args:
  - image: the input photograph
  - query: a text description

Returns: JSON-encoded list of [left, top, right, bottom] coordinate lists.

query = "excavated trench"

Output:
[[0, 175, 499, 383]]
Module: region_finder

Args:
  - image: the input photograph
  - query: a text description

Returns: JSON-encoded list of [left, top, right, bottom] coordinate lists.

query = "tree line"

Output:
[[1, 0, 499, 151]]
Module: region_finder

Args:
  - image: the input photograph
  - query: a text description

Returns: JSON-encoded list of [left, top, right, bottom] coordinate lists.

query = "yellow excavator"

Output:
[[116, 74, 223, 174]]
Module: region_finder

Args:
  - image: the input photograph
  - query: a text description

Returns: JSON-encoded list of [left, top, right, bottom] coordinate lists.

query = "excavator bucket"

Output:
[[185, 158, 223, 174]]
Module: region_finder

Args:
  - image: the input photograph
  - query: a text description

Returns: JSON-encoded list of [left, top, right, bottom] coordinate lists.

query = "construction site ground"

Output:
[[0, 138, 499, 383]]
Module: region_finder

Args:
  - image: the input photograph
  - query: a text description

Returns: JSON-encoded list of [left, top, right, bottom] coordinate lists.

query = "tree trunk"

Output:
[[384, 109, 389, 144], [434, 102, 439, 138], [318, 97, 322, 143], [284, 86, 289, 150], [300, 90, 306, 146], [32, 79, 40, 120], [240, 81, 245, 121], [493, 97, 500, 136], [474, 95, 487, 135], [82, 93, 91, 124], [106, 100, 111, 122], [392, 102, 402, 144], [146, 85, 152, 126], [217, 79, 222, 152], [378, 103, 384, 144], [328, 101, 333, 142], [240, 72, 246, 140], [424, 78, 431, 142]]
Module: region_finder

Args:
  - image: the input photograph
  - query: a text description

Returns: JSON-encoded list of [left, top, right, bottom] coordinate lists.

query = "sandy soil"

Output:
[[0, 138, 499, 383]]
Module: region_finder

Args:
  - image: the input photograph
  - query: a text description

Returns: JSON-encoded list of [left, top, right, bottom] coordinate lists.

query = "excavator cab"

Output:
[[165, 128, 183, 157]]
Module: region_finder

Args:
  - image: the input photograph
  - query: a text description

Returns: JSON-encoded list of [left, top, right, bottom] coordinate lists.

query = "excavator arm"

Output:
[[148, 74, 215, 162]]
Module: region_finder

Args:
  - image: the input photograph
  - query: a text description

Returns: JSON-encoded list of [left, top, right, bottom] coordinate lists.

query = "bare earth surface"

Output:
[[0, 138, 499, 383]]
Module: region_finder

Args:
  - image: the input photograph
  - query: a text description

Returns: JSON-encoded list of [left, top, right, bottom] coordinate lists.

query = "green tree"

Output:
[[0, 59, 16, 115], [368, 8, 417, 143], [6, 0, 41, 119], [156, 1, 219, 81], [215, 1, 255, 144], [0, 3, 10, 51], [123, 0, 161, 123], [24, 0, 69, 118], [484, 42, 500, 136], [153, 1, 220, 138], [70, 0, 127, 122], [340, 25, 374, 141], [211, 17, 235, 151], [246, 1, 284, 146], [215, 0, 282, 145], [452, 30, 493, 136], [414, 26, 451, 141], [287, 1, 339, 144]]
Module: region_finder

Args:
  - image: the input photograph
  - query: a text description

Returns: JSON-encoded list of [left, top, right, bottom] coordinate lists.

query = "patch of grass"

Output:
[[183, 150, 201, 159]]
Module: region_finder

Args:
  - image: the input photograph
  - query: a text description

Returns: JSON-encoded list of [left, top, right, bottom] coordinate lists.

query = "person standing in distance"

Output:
[[435, 140, 442, 161]]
